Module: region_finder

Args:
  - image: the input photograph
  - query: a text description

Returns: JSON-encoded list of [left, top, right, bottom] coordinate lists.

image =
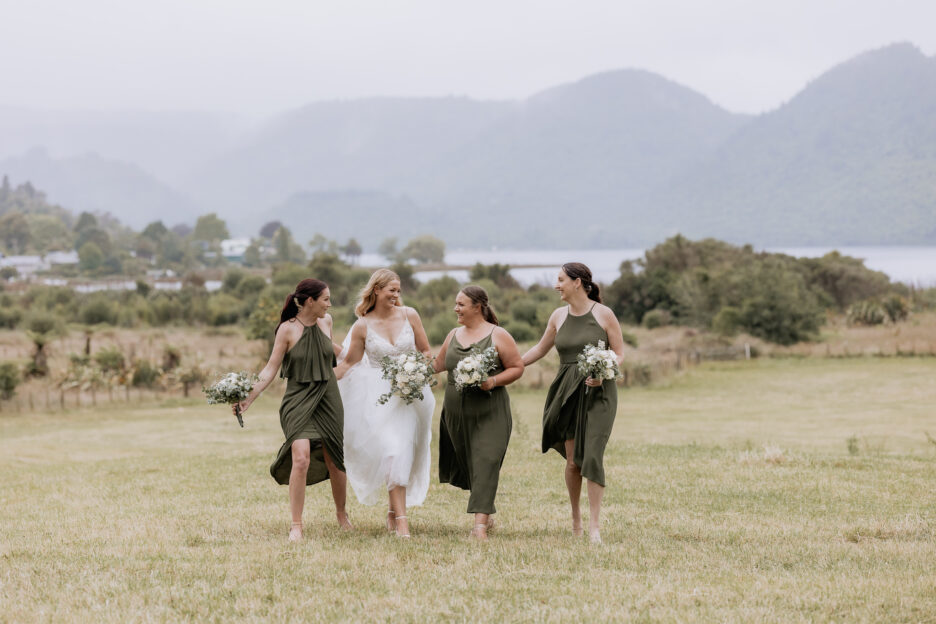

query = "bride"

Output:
[[335, 269, 435, 538]]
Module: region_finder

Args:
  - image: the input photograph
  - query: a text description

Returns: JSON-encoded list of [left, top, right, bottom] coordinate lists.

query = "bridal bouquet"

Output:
[[203, 372, 258, 427], [453, 345, 499, 392], [377, 351, 437, 405], [577, 340, 622, 383]]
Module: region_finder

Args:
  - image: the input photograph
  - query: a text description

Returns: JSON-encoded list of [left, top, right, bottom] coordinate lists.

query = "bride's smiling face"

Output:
[[453, 292, 479, 325], [376, 280, 401, 308]]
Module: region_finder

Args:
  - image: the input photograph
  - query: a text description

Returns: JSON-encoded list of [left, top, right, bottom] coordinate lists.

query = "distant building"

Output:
[[221, 238, 252, 263], [46, 250, 79, 266], [0, 255, 49, 275]]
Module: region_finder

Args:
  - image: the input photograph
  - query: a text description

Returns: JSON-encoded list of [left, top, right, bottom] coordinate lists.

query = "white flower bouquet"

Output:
[[453, 345, 499, 392], [203, 371, 258, 427], [377, 351, 437, 405], [576, 340, 622, 383]]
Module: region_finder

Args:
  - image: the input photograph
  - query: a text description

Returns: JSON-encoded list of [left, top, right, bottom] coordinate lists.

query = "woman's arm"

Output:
[[236, 324, 293, 414], [521, 307, 561, 366], [407, 307, 433, 358], [585, 304, 628, 387], [334, 320, 366, 380], [431, 328, 457, 374], [480, 327, 525, 390]]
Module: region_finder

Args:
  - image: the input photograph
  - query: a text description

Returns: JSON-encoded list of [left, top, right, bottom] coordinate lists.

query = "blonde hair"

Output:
[[354, 268, 403, 317]]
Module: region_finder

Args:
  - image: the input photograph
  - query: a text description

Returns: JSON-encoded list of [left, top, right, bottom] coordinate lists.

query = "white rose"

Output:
[[403, 361, 416, 372], [470, 372, 481, 383], [401, 387, 411, 395], [462, 360, 476, 371], [415, 373, 425, 383], [396, 373, 408, 383]]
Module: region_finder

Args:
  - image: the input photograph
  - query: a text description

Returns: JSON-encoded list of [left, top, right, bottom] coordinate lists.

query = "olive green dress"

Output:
[[269, 321, 345, 485], [541, 305, 617, 487], [439, 331, 512, 515]]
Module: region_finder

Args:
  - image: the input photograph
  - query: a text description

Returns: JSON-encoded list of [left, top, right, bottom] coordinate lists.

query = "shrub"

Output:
[[847, 300, 886, 326], [712, 306, 742, 335], [80, 295, 119, 325], [642, 309, 672, 329], [93, 347, 126, 374], [503, 319, 536, 342], [0, 306, 22, 329], [621, 328, 639, 348], [881, 294, 910, 323], [0, 362, 20, 400], [131, 360, 161, 388]]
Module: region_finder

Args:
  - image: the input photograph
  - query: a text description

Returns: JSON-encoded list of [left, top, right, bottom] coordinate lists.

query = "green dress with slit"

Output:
[[541, 305, 617, 487], [439, 330, 512, 514], [269, 322, 345, 485]]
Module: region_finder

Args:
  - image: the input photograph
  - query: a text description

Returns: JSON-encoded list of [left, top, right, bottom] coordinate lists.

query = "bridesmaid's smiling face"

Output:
[[305, 287, 331, 319], [453, 291, 480, 325], [555, 269, 579, 302], [376, 280, 401, 308]]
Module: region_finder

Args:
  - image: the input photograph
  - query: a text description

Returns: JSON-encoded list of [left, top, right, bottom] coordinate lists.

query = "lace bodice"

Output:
[[363, 316, 416, 365]]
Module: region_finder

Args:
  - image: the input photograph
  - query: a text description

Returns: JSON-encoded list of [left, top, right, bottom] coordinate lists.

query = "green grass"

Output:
[[2, 358, 936, 622]]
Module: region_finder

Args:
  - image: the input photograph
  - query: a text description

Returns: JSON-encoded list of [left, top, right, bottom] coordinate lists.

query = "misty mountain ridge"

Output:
[[1, 42, 934, 248]]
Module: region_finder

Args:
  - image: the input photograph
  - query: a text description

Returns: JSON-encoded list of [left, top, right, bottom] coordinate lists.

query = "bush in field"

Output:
[[847, 300, 887, 326], [642, 309, 672, 329], [93, 347, 126, 374], [0, 305, 21, 329], [502, 319, 536, 342], [0, 362, 21, 400], [207, 293, 243, 326], [712, 306, 742, 336], [621, 328, 639, 348], [131, 360, 161, 388], [881, 294, 910, 323], [470, 263, 520, 290], [80, 295, 119, 325]]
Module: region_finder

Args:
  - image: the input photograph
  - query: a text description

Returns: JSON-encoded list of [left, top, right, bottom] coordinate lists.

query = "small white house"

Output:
[[46, 250, 79, 266], [221, 238, 252, 262], [0, 254, 49, 275]]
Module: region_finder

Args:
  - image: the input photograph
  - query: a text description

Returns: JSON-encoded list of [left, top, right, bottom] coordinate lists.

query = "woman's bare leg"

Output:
[[564, 439, 583, 536], [586, 479, 604, 543], [322, 445, 352, 530], [470, 512, 490, 540], [388, 486, 408, 537], [288, 439, 311, 540]]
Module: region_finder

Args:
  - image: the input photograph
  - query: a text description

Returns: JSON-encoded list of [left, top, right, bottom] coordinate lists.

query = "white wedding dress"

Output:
[[338, 312, 434, 507]]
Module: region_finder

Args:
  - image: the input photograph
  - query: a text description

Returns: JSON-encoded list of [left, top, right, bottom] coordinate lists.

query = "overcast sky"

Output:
[[1, 0, 933, 116]]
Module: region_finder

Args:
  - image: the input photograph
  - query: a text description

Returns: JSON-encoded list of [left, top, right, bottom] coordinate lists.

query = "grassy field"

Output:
[[2, 357, 936, 622]]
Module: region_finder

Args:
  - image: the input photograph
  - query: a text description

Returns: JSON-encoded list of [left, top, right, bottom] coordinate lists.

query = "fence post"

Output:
[[744, 343, 751, 360]]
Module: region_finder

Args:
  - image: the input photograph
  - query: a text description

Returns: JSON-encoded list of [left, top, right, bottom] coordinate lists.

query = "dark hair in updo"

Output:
[[562, 262, 601, 303], [460, 285, 499, 325], [277, 278, 328, 336]]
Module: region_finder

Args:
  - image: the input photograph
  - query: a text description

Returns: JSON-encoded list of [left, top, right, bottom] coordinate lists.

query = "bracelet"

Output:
[[492, 375, 497, 387]]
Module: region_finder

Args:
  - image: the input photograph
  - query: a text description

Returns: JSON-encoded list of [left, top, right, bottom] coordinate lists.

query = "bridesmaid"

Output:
[[522, 263, 626, 544], [235, 279, 351, 541], [432, 285, 524, 540]]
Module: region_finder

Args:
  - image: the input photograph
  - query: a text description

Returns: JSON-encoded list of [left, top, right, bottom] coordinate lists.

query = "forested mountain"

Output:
[[657, 43, 936, 245], [0, 149, 195, 229], [2, 43, 934, 247]]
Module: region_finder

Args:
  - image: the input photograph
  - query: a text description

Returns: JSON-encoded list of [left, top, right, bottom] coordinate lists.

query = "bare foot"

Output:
[[386, 510, 396, 533], [395, 515, 410, 538], [336, 511, 353, 531], [470, 523, 488, 541], [288, 522, 303, 542], [572, 520, 583, 537], [589, 528, 602, 544]]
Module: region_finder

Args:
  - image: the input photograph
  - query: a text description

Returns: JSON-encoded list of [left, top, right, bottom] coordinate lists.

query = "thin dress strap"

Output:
[[589, 302, 598, 313], [293, 316, 311, 328]]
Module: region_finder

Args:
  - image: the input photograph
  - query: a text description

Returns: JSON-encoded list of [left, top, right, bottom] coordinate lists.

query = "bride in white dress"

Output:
[[335, 269, 435, 538]]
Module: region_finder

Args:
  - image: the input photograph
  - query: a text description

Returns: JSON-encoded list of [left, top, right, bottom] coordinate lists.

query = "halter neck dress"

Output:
[[541, 304, 617, 487], [269, 320, 345, 485], [438, 329, 512, 515]]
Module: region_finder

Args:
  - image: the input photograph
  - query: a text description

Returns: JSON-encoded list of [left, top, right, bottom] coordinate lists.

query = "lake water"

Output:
[[360, 247, 936, 287]]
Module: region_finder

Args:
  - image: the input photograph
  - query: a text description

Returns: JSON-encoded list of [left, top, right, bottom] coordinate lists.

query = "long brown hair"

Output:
[[354, 268, 402, 317], [562, 262, 601, 303], [460, 285, 498, 325], [277, 278, 328, 336]]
